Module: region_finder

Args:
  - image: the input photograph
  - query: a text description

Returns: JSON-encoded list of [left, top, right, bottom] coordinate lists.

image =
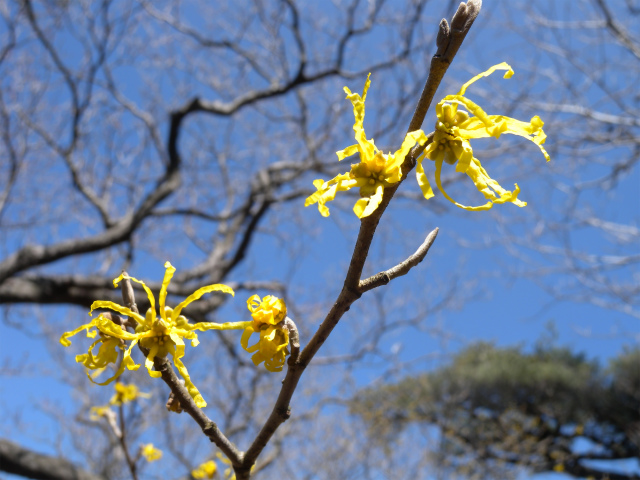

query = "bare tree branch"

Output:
[[0, 438, 107, 480], [359, 227, 440, 293]]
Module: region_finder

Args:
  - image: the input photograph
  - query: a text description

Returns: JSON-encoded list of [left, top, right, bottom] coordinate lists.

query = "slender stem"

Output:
[[118, 403, 138, 480], [117, 273, 242, 464], [239, 4, 483, 477]]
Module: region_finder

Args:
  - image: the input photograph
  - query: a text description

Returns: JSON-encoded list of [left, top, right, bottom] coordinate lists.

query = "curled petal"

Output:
[[465, 157, 527, 207], [172, 351, 206, 408], [89, 301, 146, 325], [168, 331, 206, 406], [385, 130, 430, 175], [454, 139, 474, 173], [356, 183, 385, 218], [95, 316, 138, 340], [416, 159, 435, 200], [434, 157, 526, 211], [304, 173, 361, 217], [457, 62, 514, 96], [241, 325, 289, 372], [336, 144, 359, 161], [241, 326, 259, 353], [144, 343, 161, 379], [434, 157, 493, 211], [344, 73, 377, 160], [113, 273, 156, 322], [247, 294, 261, 312], [159, 262, 176, 321], [89, 338, 140, 386], [60, 321, 98, 347], [171, 284, 235, 322], [443, 96, 506, 138], [248, 295, 287, 328], [76, 336, 122, 371], [497, 116, 550, 161]]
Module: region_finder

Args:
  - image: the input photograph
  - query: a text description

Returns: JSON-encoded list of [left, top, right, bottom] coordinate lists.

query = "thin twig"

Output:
[[118, 403, 138, 480], [359, 228, 440, 293]]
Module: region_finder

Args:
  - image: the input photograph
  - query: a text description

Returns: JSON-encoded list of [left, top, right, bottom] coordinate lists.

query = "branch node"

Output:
[[276, 405, 291, 421], [203, 421, 220, 440]]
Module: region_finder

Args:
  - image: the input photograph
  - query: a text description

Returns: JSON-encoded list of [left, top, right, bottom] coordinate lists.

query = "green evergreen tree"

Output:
[[352, 343, 640, 479]]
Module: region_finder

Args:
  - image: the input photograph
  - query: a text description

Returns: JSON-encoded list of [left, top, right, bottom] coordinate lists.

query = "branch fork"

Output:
[[105, 2, 481, 477]]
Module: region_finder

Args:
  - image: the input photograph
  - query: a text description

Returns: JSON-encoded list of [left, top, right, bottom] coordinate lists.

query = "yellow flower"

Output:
[[241, 295, 290, 372], [141, 443, 162, 462], [553, 464, 565, 473], [217, 453, 233, 480], [305, 74, 429, 218], [89, 382, 149, 424], [418, 62, 550, 211], [110, 382, 150, 406], [61, 261, 248, 408], [89, 405, 112, 421], [215, 452, 253, 480], [247, 294, 286, 328], [192, 460, 218, 479]]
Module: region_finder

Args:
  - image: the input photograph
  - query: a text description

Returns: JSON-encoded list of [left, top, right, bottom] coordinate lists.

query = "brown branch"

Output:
[[117, 275, 243, 466], [117, 403, 139, 480], [152, 357, 242, 464], [239, 3, 482, 476], [0, 164, 181, 285], [359, 227, 440, 293], [0, 438, 107, 480], [408, 0, 482, 133]]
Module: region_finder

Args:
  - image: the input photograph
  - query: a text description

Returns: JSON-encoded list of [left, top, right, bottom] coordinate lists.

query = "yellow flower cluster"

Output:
[[62, 262, 246, 408], [89, 382, 150, 420], [305, 73, 429, 218], [110, 382, 151, 406], [417, 62, 550, 211], [306, 63, 549, 216], [140, 443, 162, 462], [241, 295, 290, 372], [191, 452, 253, 480], [61, 263, 293, 406], [192, 460, 217, 479]]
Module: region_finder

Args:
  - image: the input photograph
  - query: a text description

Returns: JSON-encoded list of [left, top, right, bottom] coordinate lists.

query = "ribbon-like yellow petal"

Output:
[[171, 284, 235, 322], [386, 130, 430, 174], [457, 62, 514, 96], [336, 144, 359, 161], [187, 321, 251, 332], [358, 183, 385, 218], [159, 262, 176, 321], [113, 272, 156, 322], [173, 351, 206, 408], [416, 159, 435, 200], [89, 301, 146, 325], [144, 343, 161, 379], [60, 321, 97, 347], [434, 157, 493, 211]]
